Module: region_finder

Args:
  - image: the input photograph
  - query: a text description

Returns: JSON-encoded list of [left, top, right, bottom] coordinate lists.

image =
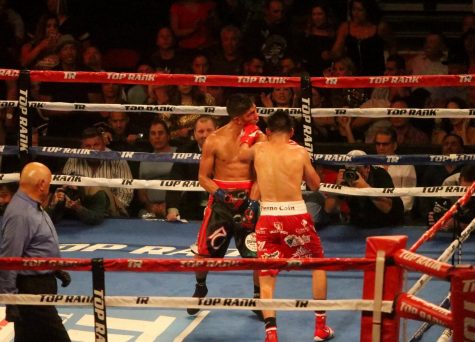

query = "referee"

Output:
[[0, 162, 71, 341]]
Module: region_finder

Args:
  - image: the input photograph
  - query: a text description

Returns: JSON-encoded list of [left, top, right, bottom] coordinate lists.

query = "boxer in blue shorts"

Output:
[[188, 93, 266, 317]]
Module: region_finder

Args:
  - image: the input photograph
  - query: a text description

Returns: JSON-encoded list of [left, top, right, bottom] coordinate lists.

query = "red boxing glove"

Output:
[[239, 124, 262, 146]]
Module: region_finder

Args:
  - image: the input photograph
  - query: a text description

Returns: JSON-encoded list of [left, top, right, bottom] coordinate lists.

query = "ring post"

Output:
[[92, 258, 108, 342], [300, 71, 313, 154], [361, 236, 407, 342], [17, 69, 32, 167], [451, 267, 475, 341]]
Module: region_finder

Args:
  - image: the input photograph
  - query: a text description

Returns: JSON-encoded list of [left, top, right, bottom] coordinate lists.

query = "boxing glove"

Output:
[[239, 124, 262, 146]]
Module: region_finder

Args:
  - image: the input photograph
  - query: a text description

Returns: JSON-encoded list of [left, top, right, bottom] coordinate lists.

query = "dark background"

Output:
[[10, 0, 174, 51]]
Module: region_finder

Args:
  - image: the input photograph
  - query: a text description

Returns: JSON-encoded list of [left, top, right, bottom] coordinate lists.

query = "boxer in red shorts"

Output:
[[188, 93, 266, 318], [240, 109, 334, 342]]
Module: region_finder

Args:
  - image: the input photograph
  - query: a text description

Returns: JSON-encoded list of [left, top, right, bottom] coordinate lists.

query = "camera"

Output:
[[343, 167, 359, 184], [57, 186, 80, 201]]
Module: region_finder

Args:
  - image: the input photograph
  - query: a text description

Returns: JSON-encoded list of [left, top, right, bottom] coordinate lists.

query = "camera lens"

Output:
[[343, 168, 359, 184]]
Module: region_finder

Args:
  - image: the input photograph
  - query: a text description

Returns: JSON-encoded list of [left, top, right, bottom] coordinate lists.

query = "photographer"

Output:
[[326, 150, 404, 227], [47, 185, 117, 225], [427, 165, 475, 230]]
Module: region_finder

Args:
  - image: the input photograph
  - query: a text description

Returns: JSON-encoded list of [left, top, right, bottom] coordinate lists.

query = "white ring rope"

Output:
[[0, 294, 393, 312], [2, 100, 475, 118], [408, 216, 475, 296], [0, 173, 471, 197]]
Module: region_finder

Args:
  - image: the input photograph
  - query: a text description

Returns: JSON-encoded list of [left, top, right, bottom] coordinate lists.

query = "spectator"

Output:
[[431, 49, 469, 107], [208, 25, 243, 75], [191, 52, 210, 75], [260, 87, 294, 108], [150, 26, 186, 73], [43, 0, 91, 46], [330, 0, 389, 76], [20, 14, 60, 69], [103, 112, 144, 152], [462, 12, 475, 33], [278, 55, 301, 75], [328, 56, 368, 109], [407, 31, 447, 95], [127, 62, 155, 104], [242, 0, 293, 74], [432, 97, 475, 146], [374, 127, 417, 214], [0, 0, 25, 46], [462, 29, 475, 74], [170, 0, 219, 51], [38, 34, 103, 138], [47, 184, 118, 225], [99, 83, 126, 121], [299, 0, 336, 76], [82, 45, 103, 71], [388, 97, 430, 145], [0, 182, 16, 215], [62, 127, 133, 214], [166, 115, 217, 221], [243, 54, 265, 76], [324, 150, 404, 227], [169, 80, 216, 144], [419, 133, 465, 219], [427, 165, 475, 230], [137, 118, 177, 219], [363, 54, 410, 107]]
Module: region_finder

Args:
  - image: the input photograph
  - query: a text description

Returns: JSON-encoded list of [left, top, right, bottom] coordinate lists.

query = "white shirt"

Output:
[[387, 165, 417, 212]]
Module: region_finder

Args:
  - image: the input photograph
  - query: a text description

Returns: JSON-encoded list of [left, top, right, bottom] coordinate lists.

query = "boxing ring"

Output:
[[0, 69, 475, 341]]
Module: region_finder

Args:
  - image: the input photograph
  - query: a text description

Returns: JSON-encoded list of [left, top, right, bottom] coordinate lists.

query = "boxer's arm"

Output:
[[198, 136, 219, 194], [238, 142, 255, 162], [303, 149, 320, 191]]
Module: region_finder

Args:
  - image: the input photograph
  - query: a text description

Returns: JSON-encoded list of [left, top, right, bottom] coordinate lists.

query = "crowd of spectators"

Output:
[[0, 0, 474, 226]]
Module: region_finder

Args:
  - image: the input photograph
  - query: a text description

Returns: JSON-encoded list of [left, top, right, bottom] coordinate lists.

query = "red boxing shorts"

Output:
[[194, 179, 257, 258], [256, 200, 324, 277]]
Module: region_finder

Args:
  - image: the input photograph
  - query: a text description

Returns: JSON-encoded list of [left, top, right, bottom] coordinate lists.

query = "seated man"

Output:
[[374, 127, 417, 214], [0, 182, 17, 215], [419, 133, 465, 219], [165, 115, 217, 221], [104, 111, 145, 152], [137, 118, 177, 218], [47, 185, 116, 225], [62, 127, 133, 216], [325, 150, 404, 227], [427, 165, 475, 230]]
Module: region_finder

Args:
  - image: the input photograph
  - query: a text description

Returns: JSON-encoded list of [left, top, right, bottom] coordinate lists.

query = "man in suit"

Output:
[[166, 115, 217, 221]]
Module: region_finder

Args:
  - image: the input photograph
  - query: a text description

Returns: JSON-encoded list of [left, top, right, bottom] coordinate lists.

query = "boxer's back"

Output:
[[254, 141, 306, 202]]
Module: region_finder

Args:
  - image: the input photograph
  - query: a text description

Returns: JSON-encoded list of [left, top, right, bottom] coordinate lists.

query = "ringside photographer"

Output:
[[324, 150, 404, 227], [427, 165, 475, 231]]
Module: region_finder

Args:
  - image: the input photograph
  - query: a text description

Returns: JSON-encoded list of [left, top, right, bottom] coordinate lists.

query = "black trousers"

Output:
[[14, 273, 70, 342]]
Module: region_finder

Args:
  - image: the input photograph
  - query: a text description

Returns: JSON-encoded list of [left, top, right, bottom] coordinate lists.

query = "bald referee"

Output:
[[0, 162, 71, 341]]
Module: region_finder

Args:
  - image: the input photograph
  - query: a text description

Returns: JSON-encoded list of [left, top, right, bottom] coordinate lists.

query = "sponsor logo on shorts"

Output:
[[292, 247, 311, 258], [257, 241, 266, 252], [263, 251, 280, 259], [245, 232, 257, 253], [270, 222, 284, 234], [284, 235, 311, 248]]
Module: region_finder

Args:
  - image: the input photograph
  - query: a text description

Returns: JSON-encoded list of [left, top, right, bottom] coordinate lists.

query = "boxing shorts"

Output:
[[256, 200, 324, 276], [194, 179, 257, 258]]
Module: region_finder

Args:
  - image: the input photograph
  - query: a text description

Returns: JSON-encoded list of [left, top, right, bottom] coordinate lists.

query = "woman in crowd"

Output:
[[432, 97, 475, 145], [300, 1, 336, 76], [20, 14, 60, 69], [330, 0, 390, 76]]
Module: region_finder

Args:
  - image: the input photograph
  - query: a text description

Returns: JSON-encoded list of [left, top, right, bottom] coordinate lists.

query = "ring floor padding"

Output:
[[1, 219, 473, 341]]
